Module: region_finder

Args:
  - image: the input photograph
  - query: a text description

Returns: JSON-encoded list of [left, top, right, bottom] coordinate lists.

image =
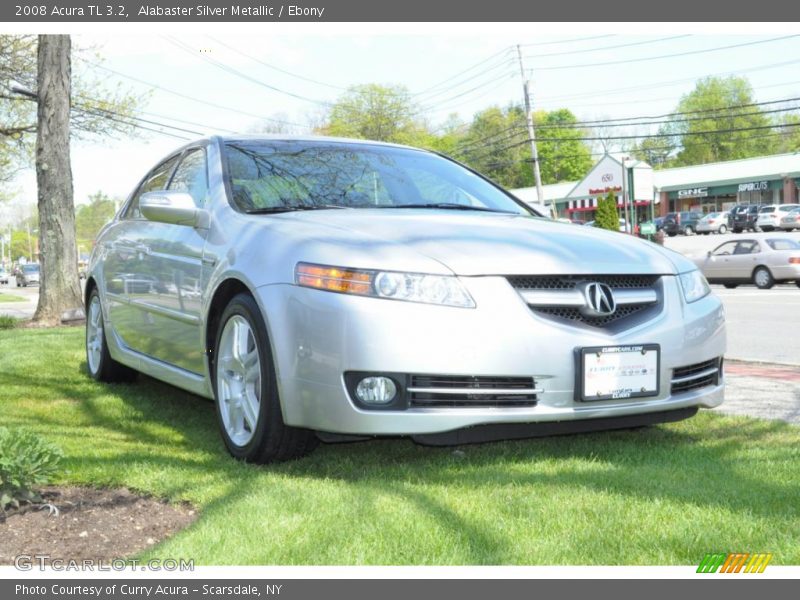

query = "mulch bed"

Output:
[[0, 486, 196, 565]]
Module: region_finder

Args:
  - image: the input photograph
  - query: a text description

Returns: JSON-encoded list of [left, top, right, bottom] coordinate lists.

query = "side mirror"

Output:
[[140, 191, 208, 228]]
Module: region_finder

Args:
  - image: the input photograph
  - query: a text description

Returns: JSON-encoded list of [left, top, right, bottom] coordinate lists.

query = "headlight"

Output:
[[679, 269, 711, 303], [295, 262, 475, 308]]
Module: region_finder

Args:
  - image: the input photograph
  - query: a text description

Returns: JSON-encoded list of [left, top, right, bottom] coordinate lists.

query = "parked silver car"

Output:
[[779, 208, 800, 231], [16, 263, 40, 287], [693, 238, 800, 289], [695, 212, 729, 235], [86, 136, 726, 462]]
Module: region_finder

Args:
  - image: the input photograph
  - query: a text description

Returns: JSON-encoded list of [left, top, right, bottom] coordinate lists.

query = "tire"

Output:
[[668, 232, 677, 237], [212, 293, 318, 463], [723, 283, 739, 289], [718, 225, 727, 234], [733, 228, 742, 234], [753, 267, 775, 290], [684, 226, 694, 236], [796, 281, 800, 289], [85, 288, 138, 383]]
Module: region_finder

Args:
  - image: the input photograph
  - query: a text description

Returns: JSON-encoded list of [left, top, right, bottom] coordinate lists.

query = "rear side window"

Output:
[[759, 206, 775, 213], [123, 154, 181, 219]]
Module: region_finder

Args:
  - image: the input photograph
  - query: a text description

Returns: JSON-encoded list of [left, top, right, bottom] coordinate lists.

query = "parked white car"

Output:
[[756, 204, 800, 232], [778, 207, 800, 231]]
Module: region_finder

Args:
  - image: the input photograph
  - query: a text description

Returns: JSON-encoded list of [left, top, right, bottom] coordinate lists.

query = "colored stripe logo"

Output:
[[697, 553, 772, 573]]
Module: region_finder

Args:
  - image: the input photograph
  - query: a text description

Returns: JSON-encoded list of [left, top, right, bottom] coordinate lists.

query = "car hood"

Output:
[[272, 210, 690, 276]]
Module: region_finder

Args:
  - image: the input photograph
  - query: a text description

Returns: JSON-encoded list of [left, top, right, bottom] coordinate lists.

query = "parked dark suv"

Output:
[[731, 204, 761, 233], [662, 211, 702, 236]]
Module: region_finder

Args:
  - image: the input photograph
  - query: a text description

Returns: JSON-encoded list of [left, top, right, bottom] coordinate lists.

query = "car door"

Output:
[[102, 153, 181, 356], [728, 240, 760, 279], [131, 146, 211, 374], [704, 241, 738, 280]]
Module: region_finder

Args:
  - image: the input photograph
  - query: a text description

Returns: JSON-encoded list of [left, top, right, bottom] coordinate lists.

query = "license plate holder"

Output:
[[577, 344, 660, 402]]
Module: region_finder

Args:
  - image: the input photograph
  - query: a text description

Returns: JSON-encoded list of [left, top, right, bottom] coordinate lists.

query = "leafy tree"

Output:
[[534, 108, 593, 184], [0, 34, 140, 324], [75, 191, 117, 252], [452, 105, 593, 188], [775, 113, 800, 154], [10, 229, 36, 262], [323, 84, 430, 145], [595, 191, 619, 232]]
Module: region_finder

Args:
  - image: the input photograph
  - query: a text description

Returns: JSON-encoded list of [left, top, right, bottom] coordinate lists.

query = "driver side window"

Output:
[[123, 154, 181, 220], [713, 242, 737, 256]]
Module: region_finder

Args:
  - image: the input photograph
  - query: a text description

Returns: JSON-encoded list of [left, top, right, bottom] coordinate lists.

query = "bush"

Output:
[[0, 427, 63, 510], [0, 315, 17, 330], [595, 190, 620, 232]]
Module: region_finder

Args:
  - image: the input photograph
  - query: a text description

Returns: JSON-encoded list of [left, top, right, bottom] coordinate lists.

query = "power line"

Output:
[[522, 35, 692, 59], [517, 35, 617, 48], [79, 57, 311, 129], [538, 57, 800, 103], [165, 36, 333, 107], [535, 120, 800, 142], [529, 35, 800, 72], [413, 46, 513, 96], [414, 56, 515, 102], [208, 36, 348, 91]]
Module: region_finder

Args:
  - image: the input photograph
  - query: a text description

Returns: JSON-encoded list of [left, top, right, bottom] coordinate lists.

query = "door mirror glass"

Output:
[[140, 191, 207, 227]]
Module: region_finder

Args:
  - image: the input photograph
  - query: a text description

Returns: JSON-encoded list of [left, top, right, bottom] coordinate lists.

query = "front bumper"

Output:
[[256, 275, 726, 436]]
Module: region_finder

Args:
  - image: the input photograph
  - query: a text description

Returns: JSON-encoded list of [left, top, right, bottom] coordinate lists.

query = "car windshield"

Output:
[[223, 140, 531, 215], [765, 239, 800, 251], [22, 264, 38, 273]]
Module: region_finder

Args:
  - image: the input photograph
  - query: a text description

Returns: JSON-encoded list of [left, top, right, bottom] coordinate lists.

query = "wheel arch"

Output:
[[84, 276, 98, 308]]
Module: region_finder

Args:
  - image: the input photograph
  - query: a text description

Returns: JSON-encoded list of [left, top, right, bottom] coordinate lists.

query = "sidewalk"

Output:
[[717, 362, 800, 425]]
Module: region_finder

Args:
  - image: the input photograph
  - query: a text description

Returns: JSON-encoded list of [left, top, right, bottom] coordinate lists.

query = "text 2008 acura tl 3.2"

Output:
[[86, 136, 725, 462]]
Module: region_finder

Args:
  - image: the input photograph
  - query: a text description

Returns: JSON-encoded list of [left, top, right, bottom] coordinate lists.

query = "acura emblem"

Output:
[[581, 282, 616, 317]]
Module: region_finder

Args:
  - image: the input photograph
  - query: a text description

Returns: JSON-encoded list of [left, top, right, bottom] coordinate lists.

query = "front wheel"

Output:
[[718, 225, 727, 234], [213, 293, 318, 463], [753, 267, 774, 290], [85, 288, 138, 382]]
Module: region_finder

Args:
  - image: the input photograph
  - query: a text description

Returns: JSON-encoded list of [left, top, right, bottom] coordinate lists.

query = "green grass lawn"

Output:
[[0, 292, 25, 302], [1, 326, 798, 565]]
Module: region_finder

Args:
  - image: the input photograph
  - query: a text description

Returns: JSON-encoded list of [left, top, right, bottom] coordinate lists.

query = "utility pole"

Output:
[[621, 157, 630, 233], [515, 45, 550, 218]]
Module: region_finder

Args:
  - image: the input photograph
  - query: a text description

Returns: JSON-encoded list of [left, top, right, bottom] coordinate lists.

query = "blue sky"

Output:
[[9, 30, 800, 207]]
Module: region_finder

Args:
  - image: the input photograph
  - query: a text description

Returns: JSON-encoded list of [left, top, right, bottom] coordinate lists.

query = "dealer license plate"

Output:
[[579, 344, 660, 401]]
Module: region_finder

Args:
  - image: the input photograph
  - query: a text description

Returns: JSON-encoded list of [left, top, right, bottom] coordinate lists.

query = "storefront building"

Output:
[[512, 152, 800, 221]]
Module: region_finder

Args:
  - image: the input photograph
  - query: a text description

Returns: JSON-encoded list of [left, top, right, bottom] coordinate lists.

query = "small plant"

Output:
[[0, 315, 17, 330], [595, 190, 621, 232], [0, 427, 63, 511]]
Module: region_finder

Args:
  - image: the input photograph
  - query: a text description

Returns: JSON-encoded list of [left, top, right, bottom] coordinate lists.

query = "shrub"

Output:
[[0, 315, 17, 330], [0, 427, 63, 510], [595, 190, 620, 232]]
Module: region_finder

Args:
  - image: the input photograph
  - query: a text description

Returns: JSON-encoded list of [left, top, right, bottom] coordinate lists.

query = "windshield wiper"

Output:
[[376, 203, 516, 214], [245, 204, 348, 214]]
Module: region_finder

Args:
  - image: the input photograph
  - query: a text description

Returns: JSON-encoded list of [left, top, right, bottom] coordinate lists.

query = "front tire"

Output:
[[212, 293, 317, 463], [85, 288, 138, 382], [753, 267, 775, 290]]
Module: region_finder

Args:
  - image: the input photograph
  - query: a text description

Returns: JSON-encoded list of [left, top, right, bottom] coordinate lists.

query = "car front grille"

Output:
[[508, 274, 659, 291], [671, 358, 722, 394], [407, 375, 539, 408], [508, 274, 661, 329]]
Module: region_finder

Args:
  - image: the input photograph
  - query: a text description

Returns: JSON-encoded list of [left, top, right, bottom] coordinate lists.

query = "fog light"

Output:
[[355, 376, 397, 405]]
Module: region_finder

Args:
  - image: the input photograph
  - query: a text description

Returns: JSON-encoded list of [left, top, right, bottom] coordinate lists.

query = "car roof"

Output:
[[213, 134, 428, 153]]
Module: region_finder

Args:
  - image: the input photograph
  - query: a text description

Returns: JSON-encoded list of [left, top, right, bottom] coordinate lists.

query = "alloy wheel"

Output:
[[86, 295, 104, 375], [216, 315, 262, 447]]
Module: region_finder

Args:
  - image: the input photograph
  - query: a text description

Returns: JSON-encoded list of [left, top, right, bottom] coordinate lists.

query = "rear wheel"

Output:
[[718, 225, 727, 234], [684, 226, 694, 236], [733, 228, 742, 234], [753, 267, 774, 290], [85, 288, 138, 382], [212, 293, 317, 463], [723, 283, 739, 289]]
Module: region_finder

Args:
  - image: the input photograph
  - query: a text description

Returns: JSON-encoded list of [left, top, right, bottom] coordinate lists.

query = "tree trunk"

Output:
[[33, 34, 82, 325]]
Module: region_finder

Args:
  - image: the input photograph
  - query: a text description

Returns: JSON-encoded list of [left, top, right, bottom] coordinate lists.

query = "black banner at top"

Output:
[[4, 0, 800, 22]]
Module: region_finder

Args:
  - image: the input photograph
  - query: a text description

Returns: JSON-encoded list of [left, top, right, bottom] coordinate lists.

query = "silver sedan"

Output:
[[86, 136, 726, 462], [693, 237, 800, 289]]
